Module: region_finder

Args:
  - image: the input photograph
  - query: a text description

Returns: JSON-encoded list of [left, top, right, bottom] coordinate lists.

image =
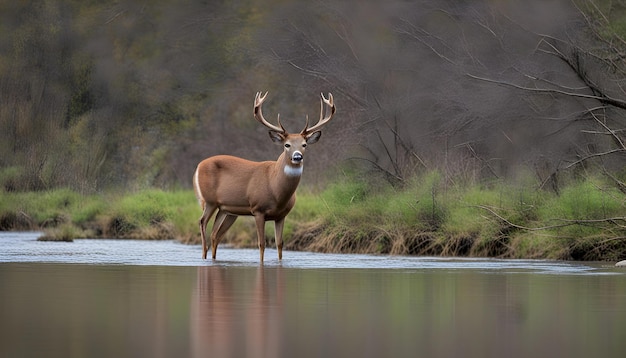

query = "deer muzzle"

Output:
[[291, 151, 303, 164]]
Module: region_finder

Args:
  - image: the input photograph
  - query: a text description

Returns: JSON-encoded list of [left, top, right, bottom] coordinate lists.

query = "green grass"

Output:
[[285, 171, 625, 259], [539, 178, 624, 220], [106, 189, 199, 240], [535, 177, 625, 242], [0, 171, 624, 260]]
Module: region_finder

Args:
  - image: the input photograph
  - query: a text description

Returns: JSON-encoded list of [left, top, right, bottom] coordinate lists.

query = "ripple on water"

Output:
[[0, 231, 620, 274]]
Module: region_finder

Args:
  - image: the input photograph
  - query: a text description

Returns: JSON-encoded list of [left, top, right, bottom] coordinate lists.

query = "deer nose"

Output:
[[291, 151, 303, 164]]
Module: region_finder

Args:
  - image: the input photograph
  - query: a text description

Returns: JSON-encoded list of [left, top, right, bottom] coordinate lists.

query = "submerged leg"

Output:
[[210, 212, 237, 259], [274, 218, 285, 260], [254, 214, 266, 263], [198, 204, 217, 260]]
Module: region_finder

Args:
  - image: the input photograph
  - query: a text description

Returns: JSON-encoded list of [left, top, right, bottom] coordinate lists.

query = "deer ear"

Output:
[[269, 130, 286, 143], [305, 131, 321, 144]]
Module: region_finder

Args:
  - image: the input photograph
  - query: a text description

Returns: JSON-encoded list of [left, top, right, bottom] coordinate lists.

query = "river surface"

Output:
[[1, 232, 625, 358]]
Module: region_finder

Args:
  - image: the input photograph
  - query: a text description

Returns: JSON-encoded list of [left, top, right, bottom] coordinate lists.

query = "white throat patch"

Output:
[[284, 165, 303, 177]]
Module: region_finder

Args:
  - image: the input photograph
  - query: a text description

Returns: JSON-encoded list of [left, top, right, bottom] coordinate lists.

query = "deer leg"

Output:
[[199, 204, 217, 260], [274, 218, 285, 260], [211, 213, 237, 259], [254, 214, 267, 263], [210, 210, 228, 259]]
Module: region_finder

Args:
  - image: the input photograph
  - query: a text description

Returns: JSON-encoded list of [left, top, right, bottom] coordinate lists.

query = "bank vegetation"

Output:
[[1, 168, 624, 261]]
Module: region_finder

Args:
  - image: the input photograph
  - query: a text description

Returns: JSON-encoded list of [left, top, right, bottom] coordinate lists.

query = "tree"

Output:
[[257, 0, 625, 191]]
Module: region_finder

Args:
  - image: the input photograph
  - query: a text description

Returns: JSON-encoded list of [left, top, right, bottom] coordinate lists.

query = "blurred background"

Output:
[[0, 0, 624, 193]]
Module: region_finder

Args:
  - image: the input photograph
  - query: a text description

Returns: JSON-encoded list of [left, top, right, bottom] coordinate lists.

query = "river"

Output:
[[1, 232, 625, 358]]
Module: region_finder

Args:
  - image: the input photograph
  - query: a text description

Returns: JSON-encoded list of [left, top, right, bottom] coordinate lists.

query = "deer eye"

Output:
[[302, 143, 307, 148], [284, 143, 291, 148]]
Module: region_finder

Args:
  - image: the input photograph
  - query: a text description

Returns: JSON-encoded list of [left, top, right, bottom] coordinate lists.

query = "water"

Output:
[[1, 232, 625, 358]]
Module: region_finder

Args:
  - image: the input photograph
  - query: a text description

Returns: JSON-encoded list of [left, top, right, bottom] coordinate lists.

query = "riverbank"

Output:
[[1, 171, 624, 261], [286, 173, 626, 261]]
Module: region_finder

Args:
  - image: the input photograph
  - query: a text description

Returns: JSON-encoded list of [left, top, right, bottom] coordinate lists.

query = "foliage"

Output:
[[0, 0, 271, 191], [0, 168, 624, 260], [287, 171, 625, 260]]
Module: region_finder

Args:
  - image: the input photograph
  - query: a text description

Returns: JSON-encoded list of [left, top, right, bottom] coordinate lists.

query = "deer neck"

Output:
[[283, 162, 303, 177], [272, 152, 303, 198], [275, 151, 304, 178]]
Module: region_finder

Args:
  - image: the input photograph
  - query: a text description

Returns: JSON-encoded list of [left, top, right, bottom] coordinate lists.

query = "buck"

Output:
[[193, 92, 336, 262]]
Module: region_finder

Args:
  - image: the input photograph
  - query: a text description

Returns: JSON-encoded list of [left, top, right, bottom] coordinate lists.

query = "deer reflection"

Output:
[[191, 266, 284, 358]]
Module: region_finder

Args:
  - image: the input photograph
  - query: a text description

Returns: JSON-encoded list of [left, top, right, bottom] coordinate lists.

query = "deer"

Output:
[[193, 92, 336, 262]]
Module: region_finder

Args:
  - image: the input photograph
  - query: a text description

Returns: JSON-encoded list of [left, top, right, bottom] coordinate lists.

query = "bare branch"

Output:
[[564, 148, 626, 169], [588, 109, 626, 150], [382, 118, 428, 169], [466, 73, 626, 109], [475, 205, 626, 231], [395, 18, 458, 66]]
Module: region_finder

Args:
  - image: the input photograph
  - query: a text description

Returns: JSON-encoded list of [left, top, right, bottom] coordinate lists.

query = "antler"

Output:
[[301, 93, 335, 134], [254, 92, 285, 133]]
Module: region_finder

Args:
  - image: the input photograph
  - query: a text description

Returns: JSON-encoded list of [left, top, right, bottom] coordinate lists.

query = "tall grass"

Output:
[[287, 171, 625, 260], [0, 188, 85, 228], [0, 188, 199, 241], [0, 170, 624, 260]]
